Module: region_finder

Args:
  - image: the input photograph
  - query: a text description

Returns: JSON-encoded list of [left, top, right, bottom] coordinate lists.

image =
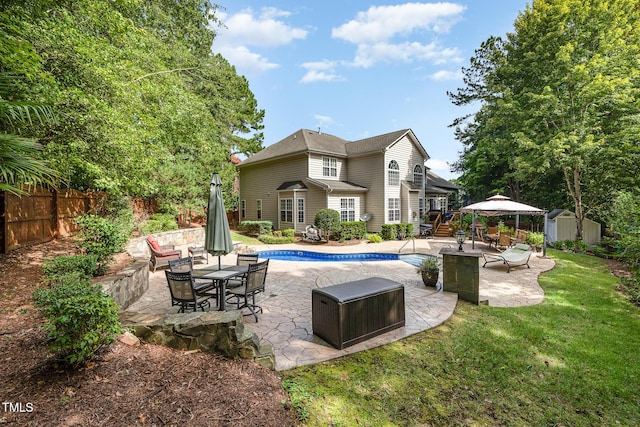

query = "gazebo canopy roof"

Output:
[[460, 194, 545, 216]]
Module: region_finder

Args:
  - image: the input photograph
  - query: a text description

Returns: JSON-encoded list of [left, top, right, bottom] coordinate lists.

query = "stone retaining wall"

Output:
[[98, 260, 149, 310], [127, 227, 206, 260], [119, 310, 275, 370]]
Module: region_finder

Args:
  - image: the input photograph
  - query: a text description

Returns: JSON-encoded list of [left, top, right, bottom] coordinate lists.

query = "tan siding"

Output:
[[239, 155, 308, 227], [328, 193, 362, 221], [308, 153, 346, 180], [305, 185, 328, 227], [347, 154, 385, 232]]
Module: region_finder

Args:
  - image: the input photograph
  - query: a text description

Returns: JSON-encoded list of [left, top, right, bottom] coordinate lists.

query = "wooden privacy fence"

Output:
[[0, 186, 104, 254]]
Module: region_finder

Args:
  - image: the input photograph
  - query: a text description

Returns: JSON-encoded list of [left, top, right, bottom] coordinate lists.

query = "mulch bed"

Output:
[[0, 239, 297, 426]]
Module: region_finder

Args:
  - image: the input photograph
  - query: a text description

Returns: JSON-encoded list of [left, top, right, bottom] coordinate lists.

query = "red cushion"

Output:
[[147, 236, 161, 251]]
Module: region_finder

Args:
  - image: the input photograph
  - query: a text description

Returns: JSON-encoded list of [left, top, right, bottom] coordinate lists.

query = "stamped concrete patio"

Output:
[[126, 237, 555, 371]]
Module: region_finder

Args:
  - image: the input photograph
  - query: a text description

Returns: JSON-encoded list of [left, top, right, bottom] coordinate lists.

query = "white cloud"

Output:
[[426, 158, 452, 172], [216, 46, 279, 74], [332, 2, 465, 68], [430, 69, 464, 81], [299, 61, 344, 83], [212, 8, 308, 74], [314, 115, 335, 127], [352, 41, 462, 68], [332, 2, 465, 43]]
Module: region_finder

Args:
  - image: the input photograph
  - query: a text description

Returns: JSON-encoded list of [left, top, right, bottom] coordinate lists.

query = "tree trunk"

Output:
[[564, 165, 584, 240]]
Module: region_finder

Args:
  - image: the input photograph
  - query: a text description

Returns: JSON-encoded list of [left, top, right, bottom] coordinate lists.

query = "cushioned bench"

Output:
[[482, 243, 533, 273], [312, 277, 405, 349]]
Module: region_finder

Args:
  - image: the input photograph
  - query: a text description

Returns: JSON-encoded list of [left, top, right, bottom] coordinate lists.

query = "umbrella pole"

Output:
[[472, 211, 476, 249]]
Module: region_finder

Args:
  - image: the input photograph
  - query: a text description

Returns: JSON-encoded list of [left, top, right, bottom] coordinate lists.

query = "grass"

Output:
[[281, 249, 640, 426], [230, 231, 263, 245]]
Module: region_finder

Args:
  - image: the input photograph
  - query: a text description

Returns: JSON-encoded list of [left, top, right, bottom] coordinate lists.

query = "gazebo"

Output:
[[460, 195, 548, 255]]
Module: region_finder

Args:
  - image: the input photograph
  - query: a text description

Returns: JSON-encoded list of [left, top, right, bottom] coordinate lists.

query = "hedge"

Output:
[[239, 220, 273, 236]]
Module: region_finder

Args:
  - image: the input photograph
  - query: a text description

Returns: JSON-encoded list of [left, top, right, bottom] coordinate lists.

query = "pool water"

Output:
[[256, 250, 433, 267]]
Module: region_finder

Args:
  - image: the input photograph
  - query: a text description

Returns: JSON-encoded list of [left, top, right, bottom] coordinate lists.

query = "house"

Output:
[[547, 209, 601, 245], [238, 128, 429, 235], [425, 170, 459, 214]]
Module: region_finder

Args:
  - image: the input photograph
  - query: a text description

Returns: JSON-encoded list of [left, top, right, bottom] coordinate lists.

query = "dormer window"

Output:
[[323, 157, 337, 177], [413, 165, 423, 186], [388, 160, 399, 186]]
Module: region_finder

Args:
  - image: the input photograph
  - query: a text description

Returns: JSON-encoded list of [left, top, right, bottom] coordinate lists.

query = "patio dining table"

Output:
[[192, 265, 248, 311]]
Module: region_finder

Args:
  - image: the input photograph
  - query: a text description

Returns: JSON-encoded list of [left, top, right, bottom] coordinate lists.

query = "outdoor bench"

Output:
[[482, 243, 533, 273], [312, 277, 405, 349]]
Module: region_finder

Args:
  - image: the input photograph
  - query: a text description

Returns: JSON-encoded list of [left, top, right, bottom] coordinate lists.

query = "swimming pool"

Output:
[[256, 250, 432, 267]]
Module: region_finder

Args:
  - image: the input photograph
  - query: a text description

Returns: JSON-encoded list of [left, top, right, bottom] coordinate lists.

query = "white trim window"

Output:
[[280, 198, 293, 222], [388, 198, 400, 222], [413, 164, 423, 186], [323, 156, 337, 177], [388, 160, 400, 186], [241, 200, 246, 219], [256, 199, 262, 220], [340, 198, 355, 222], [297, 198, 305, 223]]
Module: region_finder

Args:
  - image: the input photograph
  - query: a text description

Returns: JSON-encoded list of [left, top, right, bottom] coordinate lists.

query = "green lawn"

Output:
[[281, 250, 640, 426], [230, 231, 262, 245]]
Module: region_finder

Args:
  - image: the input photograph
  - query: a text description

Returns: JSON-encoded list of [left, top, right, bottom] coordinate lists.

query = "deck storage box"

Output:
[[312, 277, 405, 349]]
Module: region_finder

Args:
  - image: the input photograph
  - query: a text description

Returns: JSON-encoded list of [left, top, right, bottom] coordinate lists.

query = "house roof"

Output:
[[306, 178, 368, 192], [277, 181, 308, 191], [401, 180, 422, 192], [548, 208, 566, 220], [239, 128, 428, 166], [239, 129, 349, 166], [426, 170, 458, 191]]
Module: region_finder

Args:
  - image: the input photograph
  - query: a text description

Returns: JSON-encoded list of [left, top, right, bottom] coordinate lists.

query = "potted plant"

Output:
[[417, 257, 439, 287]]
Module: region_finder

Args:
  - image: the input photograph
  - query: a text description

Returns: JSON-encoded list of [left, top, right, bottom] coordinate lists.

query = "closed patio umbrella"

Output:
[[205, 172, 234, 269]]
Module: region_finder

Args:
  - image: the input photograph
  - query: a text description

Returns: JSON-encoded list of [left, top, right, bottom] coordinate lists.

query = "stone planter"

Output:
[[421, 269, 439, 287]]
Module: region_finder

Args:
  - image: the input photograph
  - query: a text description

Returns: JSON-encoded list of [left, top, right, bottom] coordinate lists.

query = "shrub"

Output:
[[42, 254, 99, 279], [381, 224, 397, 240], [339, 222, 367, 240], [314, 209, 341, 240], [526, 232, 544, 247], [76, 214, 129, 275], [239, 220, 272, 236], [258, 234, 296, 244], [282, 229, 295, 238], [140, 213, 178, 235], [367, 233, 383, 243], [33, 277, 121, 367]]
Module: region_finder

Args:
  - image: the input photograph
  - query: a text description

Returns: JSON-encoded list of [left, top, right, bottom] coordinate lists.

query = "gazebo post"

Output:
[[543, 212, 548, 257]]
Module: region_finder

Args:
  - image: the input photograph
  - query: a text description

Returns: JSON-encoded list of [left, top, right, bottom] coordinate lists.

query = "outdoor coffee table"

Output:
[[188, 246, 208, 264], [192, 265, 248, 311]]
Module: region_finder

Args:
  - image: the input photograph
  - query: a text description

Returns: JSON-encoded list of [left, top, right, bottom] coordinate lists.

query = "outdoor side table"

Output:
[[312, 277, 405, 349], [188, 246, 208, 264]]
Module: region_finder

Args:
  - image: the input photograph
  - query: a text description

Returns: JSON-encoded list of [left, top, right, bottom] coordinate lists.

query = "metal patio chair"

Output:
[[225, 259, 269, 322], [165, 270, 217, 313]]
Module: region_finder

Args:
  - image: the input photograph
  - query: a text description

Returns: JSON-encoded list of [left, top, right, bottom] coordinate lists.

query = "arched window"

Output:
[[388, 160, 399, 186], [413, 165, 423, 186]]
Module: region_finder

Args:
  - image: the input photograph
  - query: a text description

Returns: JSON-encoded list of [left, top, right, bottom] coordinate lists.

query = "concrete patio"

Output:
[[125, 237, 555, 371]]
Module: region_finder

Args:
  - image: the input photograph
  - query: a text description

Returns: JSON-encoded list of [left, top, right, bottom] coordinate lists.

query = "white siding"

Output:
[[308, 154, 347, 181], [328, 194, 362, 222], [549, 211, 601, 245]]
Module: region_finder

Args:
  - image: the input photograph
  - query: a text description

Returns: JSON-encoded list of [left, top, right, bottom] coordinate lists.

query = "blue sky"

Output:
[[211, 1, 530, 180]]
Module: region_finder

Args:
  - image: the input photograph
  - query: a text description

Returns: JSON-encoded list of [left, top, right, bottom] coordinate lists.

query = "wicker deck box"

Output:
[[312, 277, 405, 349]]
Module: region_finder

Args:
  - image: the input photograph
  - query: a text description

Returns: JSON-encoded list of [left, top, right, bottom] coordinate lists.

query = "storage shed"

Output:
[[547, 209, 601, 245]]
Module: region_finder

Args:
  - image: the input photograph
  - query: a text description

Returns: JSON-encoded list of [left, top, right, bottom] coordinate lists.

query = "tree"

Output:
[[449, 0, 640, 238], [0, 72, 59, 195], [0, 0, 264, 212], [314, 209, 341, 242]]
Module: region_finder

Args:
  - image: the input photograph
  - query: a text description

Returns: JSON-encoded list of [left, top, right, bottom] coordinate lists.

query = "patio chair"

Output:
[[165, 270, 217, 312], [146, 236, 182, 272], [303, 224, 323, 242], [169, 256, 210, 287], [226, 253, 259, 289], [225, 259, 269, 322], [482, 243, 533, 273], [497, 231, 512, 250]]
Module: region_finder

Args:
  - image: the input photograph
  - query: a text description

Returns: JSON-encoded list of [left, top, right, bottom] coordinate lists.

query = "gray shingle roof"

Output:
[[306, 178, 368, 192], [239, 129, 348, 166], [239, 128, 428, 166], [426, 171, 458, 191], [277, 181, 308, 191]]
